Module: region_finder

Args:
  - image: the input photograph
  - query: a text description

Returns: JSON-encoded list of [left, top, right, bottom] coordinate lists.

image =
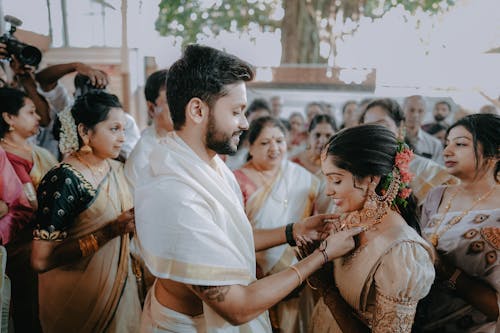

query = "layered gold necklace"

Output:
[[429, 186, 497, 247]]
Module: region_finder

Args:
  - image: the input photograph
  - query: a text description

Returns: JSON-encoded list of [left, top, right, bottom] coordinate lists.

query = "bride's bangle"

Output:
[[318, 240, 329, 265]]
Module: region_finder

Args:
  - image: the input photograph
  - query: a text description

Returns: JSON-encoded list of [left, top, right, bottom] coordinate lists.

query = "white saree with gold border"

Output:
[[243, 160, 319, 275], [238, 160, 319, 333], [135, 132, 271, 333]]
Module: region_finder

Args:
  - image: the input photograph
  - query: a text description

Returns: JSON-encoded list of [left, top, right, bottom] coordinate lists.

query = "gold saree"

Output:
[[38, 161, 141, 333]]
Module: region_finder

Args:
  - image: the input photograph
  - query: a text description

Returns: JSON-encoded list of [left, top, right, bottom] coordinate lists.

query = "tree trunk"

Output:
[[281, 0, 325, 64]]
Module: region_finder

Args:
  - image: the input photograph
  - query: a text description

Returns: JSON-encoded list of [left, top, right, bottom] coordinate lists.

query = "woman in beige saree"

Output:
[[308, 124, 435, 333], [31, 91, 141, 333], [234, 117, 320, 333]]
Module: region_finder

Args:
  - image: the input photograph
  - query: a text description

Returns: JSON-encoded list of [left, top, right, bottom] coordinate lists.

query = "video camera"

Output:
[[0, 15, 42, 67]]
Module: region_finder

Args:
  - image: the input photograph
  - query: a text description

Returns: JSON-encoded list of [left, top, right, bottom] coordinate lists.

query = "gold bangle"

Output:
[[306, 278, 318, 290], [289, 265, 303, 285], [89, 234, 99, 252], [79, 234, 99, 257], [78, 238, 90, 257]]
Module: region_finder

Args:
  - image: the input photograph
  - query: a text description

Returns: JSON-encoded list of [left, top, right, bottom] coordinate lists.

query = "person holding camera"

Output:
[[0, 43, 51, 128]]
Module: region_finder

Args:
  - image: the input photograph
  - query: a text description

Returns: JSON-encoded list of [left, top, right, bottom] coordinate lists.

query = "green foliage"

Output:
[[363, 0, 456, 17], [155, 0, 281, 45], [156, 0, 456, 57]]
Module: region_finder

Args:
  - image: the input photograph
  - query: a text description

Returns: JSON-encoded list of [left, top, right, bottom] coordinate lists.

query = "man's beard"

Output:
[[434, 114, 446, 122], [206, 112, 239, 155]]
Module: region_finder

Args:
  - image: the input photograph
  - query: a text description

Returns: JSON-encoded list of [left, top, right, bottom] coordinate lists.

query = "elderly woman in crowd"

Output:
[[234, 116, 320, 332]]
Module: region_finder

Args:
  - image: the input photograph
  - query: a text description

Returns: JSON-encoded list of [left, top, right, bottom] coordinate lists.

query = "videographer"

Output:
[[0, 43, 50, 127]]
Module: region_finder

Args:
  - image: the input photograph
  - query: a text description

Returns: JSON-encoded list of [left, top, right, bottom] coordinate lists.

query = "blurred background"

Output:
[[1, 0, 499, 127]]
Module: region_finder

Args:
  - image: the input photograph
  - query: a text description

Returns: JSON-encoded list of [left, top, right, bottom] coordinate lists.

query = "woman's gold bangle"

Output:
[[289, 265, 303, 286], [79, 234, 99, 257]]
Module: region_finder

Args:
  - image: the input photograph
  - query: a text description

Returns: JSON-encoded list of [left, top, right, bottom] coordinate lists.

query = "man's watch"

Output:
[[445, 268, 462, 290]]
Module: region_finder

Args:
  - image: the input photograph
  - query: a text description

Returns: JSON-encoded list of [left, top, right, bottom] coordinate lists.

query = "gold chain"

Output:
[[0, 138, 33, 155], [429, 186, 497, 247], [251, 162, 288, 208], [74, 153, 108, 184], [75, 154, 120, 214]]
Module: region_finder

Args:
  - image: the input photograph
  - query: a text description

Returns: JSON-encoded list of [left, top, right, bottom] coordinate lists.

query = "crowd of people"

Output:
[[0, 42, 498, 333]]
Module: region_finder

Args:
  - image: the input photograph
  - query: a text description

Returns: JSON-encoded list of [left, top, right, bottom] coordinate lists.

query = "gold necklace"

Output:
[[74, 153, 108, 184], [338, 208, 387, 232], [339, 210, 387, 267], [429, 186, 497, 247], [0, 138, 33, 155]]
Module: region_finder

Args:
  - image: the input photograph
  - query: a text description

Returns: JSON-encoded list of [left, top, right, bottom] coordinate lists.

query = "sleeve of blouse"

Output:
[[34, 166, 93, 241], [372, 241, 436, 333], [420, 186, 445, 229]]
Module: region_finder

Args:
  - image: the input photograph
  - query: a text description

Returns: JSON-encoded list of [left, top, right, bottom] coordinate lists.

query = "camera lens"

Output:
[[19, 45, 42, 67]]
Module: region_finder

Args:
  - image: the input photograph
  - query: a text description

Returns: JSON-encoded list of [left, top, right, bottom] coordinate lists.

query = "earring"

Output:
[[79, 142, 92, 154], [362, 182, 379, 219], [8, 124, 14, 131]]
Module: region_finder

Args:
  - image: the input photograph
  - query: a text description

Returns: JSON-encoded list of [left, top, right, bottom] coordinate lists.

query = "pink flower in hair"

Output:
[[399, 187, 412, 199], [400, 168, 413, 183], [395, 149, 414, 169]]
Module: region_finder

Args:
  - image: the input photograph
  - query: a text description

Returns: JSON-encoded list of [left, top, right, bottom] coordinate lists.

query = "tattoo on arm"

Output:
[[192, 285, 231, 302]]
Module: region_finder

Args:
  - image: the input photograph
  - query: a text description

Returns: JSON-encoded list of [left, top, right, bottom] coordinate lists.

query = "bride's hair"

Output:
[[325, 124, 420, 233]]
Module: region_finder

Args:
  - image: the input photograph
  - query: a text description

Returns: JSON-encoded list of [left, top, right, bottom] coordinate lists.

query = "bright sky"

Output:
[[2, 0, 499, 109]]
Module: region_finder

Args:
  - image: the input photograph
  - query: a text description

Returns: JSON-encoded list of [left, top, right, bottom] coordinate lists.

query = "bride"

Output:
[[309, 124, 435, 332]]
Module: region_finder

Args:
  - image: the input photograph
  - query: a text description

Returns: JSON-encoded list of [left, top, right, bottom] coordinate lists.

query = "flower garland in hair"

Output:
[[58, 107, 79, 155], [381, 140, 414, 208]]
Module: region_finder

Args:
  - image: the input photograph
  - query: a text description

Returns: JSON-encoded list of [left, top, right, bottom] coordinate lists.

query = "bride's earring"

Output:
[[362, 182, 378, 219]]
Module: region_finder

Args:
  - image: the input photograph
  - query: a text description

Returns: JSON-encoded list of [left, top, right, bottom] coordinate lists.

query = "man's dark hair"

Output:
[[435, 100, 451, 111], [167, 44, 255, 130], [145, 69, 168, 104]]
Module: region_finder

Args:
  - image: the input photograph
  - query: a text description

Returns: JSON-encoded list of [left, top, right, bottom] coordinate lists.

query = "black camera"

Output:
[[0, 15, 42, 67]]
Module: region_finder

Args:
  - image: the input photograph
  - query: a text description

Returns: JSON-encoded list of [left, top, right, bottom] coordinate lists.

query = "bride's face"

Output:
[[321, 156, 370, 213]]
